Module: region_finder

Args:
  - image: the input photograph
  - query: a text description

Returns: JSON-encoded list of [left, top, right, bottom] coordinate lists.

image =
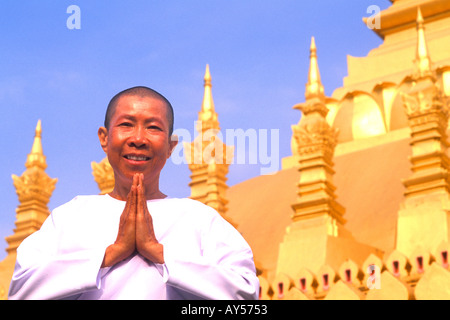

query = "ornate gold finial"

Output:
[[414, 7, 433, 80], [7, 120, 57, 254], [198, 64, 219, 132], [91, 157, 115, 194], [305, 36, 325, 101]]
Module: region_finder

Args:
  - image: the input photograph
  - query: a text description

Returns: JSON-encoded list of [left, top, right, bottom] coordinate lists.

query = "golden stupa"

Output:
[[1, 0, 450, 300]]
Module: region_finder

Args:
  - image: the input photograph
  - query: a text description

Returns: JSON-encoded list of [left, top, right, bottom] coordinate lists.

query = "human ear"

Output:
[[167, 134, 178, 158], [98, 127, 109, 153]]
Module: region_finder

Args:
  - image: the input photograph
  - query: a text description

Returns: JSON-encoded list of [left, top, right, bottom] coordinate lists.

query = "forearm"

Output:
[[164, 250, 259, 300], [9, 248, 106, 300]]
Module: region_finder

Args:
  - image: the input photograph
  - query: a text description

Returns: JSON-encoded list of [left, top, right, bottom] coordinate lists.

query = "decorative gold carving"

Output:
[[294, 101, 328, 117], [12, 167, 57, 204], [91, 157, 115, 195], [293, 117, 338, 156], [402, 83, 446, 118]]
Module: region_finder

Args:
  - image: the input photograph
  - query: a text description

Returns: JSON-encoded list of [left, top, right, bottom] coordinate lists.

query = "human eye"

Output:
[[147, 124, 163, 131], [118, 122, 132, 127]]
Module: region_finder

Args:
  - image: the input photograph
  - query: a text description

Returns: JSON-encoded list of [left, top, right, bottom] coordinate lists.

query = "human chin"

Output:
[[113, 168, 140, 189]]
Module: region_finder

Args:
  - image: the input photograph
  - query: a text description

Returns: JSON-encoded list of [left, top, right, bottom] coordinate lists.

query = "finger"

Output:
[[124, 189, 132, 211], [121, 191, 131, 221], [133, 173, 139, 188], [138, 177, 149, 221], [120, 183, 135, 223], [137, 180, 143, 217], [140, 173, 145, 195], [125, 174, 137, 215], [137, 176, 153, 232], [129, 184, 137, 219], [140, 190, 155, 236]]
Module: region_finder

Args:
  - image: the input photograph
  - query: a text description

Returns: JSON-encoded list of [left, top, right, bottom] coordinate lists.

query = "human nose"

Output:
[[128, 126, 149, 148]]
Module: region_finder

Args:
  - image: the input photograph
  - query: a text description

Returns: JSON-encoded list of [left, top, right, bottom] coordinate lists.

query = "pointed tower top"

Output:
[[310, 35, 317, 51], [414, 7, 433, 79], [305, 36, 325, 101], [198, 64, 219, 131], [417, 6, 424, 23], [25, 119, 47, 170], [204, 64, 212, 86]]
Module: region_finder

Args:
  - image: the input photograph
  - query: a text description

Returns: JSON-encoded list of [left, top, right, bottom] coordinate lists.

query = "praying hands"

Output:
[[102, 173, 164, 267]]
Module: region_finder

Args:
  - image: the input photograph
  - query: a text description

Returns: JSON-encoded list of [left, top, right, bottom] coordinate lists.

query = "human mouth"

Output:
[[124, 154, 151, 161]]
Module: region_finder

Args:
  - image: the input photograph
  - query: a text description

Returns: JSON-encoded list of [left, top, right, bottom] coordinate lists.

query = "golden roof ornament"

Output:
[[293, 37, 338, 157], [11, 120, 57, 204], [91, 157, 114, 195], [402, 8, 446, 119]]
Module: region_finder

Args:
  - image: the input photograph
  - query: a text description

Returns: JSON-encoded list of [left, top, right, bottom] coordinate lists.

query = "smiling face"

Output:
[[98, 94, 178, 199]]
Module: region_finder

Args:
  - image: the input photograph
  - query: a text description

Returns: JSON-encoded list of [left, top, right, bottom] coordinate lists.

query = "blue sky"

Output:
[[0, 0, 390, 260]]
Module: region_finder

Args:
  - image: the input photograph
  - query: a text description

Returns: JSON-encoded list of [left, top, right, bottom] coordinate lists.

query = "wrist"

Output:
[[140, 243, 164, 264], [102, 243, 131, 267]]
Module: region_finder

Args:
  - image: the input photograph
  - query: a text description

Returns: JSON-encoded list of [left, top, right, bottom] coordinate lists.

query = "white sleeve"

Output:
[[163, 215, 260, 300], [8, 213, 107, 300]]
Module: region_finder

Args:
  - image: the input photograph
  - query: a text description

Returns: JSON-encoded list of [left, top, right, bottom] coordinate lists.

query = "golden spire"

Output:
[[414, 8, 433, 79], [294, 37, 328, 117], [184, 65, 234, 224], [396, 8, 449, 257], [305, 36, 325, 101], [198, 64, 219, 132], [25, 120, 46, 170], [289, 38, 344, 227], [7, 120, 57, 255]]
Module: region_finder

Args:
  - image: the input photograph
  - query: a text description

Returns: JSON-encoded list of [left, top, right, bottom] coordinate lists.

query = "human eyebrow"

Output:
[[119, 115, 137, 121], [144, 116, 164, 124], [114, 115, 136, 125]]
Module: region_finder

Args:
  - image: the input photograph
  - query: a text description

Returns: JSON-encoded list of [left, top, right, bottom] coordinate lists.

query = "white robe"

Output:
[[8, 195, 259, 300]]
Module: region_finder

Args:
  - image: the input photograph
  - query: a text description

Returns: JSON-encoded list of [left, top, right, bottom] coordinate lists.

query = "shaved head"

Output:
[[104, 86, 174, 136]]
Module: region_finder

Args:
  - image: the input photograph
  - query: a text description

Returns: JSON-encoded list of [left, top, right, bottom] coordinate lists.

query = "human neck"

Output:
[[109, 177, 166, 201]]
